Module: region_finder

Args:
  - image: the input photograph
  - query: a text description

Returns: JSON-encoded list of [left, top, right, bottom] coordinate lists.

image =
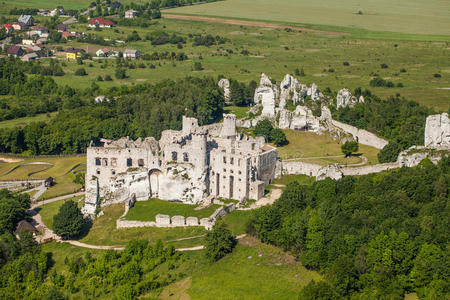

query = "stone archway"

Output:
[[148, 169, 162, 198]]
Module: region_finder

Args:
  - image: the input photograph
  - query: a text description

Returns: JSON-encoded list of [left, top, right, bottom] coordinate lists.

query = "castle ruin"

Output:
[[82, 114, 278, 215]]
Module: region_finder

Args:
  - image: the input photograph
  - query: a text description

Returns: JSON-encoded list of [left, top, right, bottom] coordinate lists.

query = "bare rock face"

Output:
[[316, 164, 344, 181], [336, 89, 364, 109], [279, 74, 303, 109], [254, 73, 278, 117], [218, 78, 231, 103], [278, 106, 321, 132], [336, 88, 352, 109], [425, 113, 450, 148], [307, 83, 323, 100]]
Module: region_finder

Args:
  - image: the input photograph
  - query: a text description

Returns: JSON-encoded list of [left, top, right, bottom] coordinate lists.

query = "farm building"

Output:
[[21, 53, 39, 61], [125, 10, 139, 19], [123, 49, 141, 59], [15, 220, 38, 237], [88, 18, 114, 28], [96, 48, 110, 57], [18, 15, 34, 26], [7, 45, 24, 57], [13, 22, 27, 31]]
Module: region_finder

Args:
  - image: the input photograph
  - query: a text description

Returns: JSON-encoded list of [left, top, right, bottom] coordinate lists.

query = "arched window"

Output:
[[183, 152, 189, 162], [172, 152, 178, 161], [103, 158, 108, 166]]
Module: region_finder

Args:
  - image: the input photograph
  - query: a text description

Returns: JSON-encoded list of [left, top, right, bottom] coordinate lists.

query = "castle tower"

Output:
[[220, 114, 237, 139], [182, 116, 199, 135], [191, 131, 207, 170]]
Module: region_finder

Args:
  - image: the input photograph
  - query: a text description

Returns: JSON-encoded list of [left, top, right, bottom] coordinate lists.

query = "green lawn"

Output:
[[166, 0, 450, 36], [272, 174, 315, 186], [125, 199, 220, 221], [0, 112, 57, 129], [275, 130, 379, 165], [81, 204, 207, 246], [222, 210, 253, 235], [223, 105, 250, 119], [186, 237, 321, 299]]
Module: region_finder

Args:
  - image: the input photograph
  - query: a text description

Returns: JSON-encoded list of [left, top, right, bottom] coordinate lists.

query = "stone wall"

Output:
[[116, 203, 236, 230], [280, 160, 322, 177], [331, 120, 388, 149]]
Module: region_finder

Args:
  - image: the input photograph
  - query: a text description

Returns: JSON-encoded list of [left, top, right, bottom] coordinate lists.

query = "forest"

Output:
[[248, 157, 449, 299]]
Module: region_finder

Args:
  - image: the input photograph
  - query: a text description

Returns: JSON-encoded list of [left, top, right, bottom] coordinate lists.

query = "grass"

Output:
[[223, 105, 249, 119], [273, 174, 315, 186], [222, 210, 253, 235], [166, 0, 450, 36], [185, 237, 321, 299], [36, 196, 84, 230], [0, 155, 85, 199], [80, 204, 207, 246], [124, 199, 220, 221], [276, 130, 379, 165], [0, 112, 57, 129]]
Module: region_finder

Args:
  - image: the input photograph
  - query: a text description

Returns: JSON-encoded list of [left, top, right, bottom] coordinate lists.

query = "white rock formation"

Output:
[[254, 73, 278, 117], [278, 106, 321, 132], [279, 74, 304, 109], [307, 83, 323, 100], [316, 164, 344, 181], [336, 89, 364, 109], [424, 113, 450, 148], [218, 78, 231, 103]]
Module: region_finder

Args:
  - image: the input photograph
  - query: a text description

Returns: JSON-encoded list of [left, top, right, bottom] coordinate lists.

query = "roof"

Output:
[[126, 9, 138, 13], [33, 25, 48, 31], [2, 24, 13, 29], [7, 45, 22, 55], [88, 18, 114, 26], [57, 24, 68, 30], [15, 220, 38, 234], [124, 49, 139, 54], [21, 53, 38, 60], [18, 15, 33, 23], [14, 22, 26, 27]]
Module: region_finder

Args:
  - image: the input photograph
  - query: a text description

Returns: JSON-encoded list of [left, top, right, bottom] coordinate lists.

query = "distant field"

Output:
[[0, 112, 57, 129], [166, 0, 450, 36]]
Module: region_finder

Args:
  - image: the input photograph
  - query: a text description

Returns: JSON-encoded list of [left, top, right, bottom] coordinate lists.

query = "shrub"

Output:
[[343, 62, 350, 66], [341, 141, 359, 157], [400, 68, 407, 73], [380, 63, 389, 69], [370, 77, 395, 88], [53, 200, 85, 238], [434, 73, 441, 78], [115, 68, 127, 79], [104, 74, 113, 81], [74, 68, 87, 76], [378, 142, 401, 163], [205, 222, 236, 262], [193, 62, 203, 71]]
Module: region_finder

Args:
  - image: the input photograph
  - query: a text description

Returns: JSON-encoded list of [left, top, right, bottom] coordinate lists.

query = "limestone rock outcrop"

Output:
[[254, 73, 279, 117], [278, 106, 321, 132], [336, 89, 364, 109], [316, 164, 344, 181], [424, 113, 450, 148], [279, 74, 304, 109], [218, 78, 231, 103], [307, 83, 323, 100]]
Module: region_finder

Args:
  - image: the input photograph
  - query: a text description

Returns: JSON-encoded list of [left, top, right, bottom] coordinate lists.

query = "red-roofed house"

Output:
[[12, 22, 27, 31], [7, 45, 24, 57], [61, 31, 75, 40], [2, 24, 14, 34], [88, 18, 114, 28]]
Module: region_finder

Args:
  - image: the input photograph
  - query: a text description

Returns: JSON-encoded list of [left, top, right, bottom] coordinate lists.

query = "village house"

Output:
[[65, 47, 83, 59], [13, 22, 27, 31], [61, 31, 75, 40], [31, 25, 49, 36], [125, 10, 139, 19], [14, 220, 38, 238], [123, 49, 141, 59], [7, 45, 24, 57], [96, 48, 110, 57], [22, 39, 34, 46], [21, 52, 39, 62], [18, 15, 34, 26], [57, 24, 68, 32], [1, 24, 13, 34], [88, 18, 115, 28]]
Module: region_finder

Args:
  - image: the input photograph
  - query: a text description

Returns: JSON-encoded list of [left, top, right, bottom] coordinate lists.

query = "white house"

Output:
[[123, 49, 141, 59]]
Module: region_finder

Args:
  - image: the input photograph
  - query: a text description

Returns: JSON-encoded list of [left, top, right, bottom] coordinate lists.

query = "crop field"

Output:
[[166, 0, 450, 36], [124, 199, 220, 221], [42, 18, 450, 111]]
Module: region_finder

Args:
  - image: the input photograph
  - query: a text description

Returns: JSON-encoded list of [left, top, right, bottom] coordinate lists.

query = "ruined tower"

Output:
[[220, 114, 237, 139]]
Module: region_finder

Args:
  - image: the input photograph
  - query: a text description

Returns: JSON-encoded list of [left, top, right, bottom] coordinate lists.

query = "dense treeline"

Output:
[[248, 158, 450, 299], [0, 76, 223, 154], [332, 94, 433, 162]]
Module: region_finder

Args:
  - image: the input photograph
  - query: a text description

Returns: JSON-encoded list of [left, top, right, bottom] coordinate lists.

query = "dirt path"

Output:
[[162, 14, 350, 36], [31, 192, 84, 209], [239, 189, 283, 210]]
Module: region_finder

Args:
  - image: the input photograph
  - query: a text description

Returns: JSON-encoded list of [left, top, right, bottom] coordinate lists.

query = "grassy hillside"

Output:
[[166, 0, 450, 36]]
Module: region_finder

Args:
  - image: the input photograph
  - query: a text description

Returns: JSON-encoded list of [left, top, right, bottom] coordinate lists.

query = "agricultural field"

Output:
[[125, 199, 220, 221], [166, 0, 450, 36], [40, 18, 450, 111]]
